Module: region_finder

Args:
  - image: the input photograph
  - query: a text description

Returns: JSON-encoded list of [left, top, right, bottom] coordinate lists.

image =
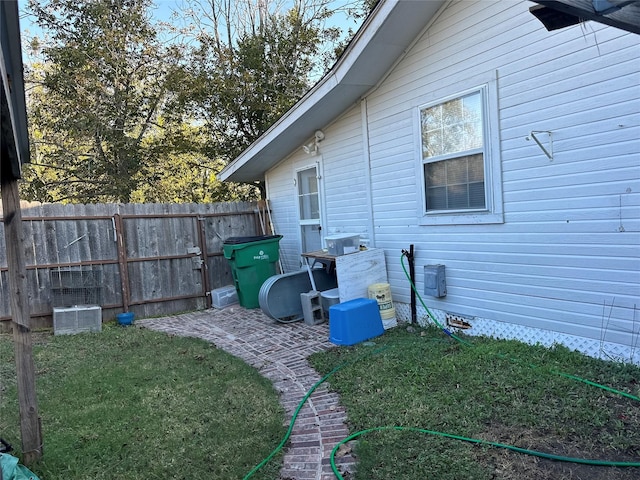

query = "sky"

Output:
[[18, 0, 365, 77], [18, 0, 364, 43]]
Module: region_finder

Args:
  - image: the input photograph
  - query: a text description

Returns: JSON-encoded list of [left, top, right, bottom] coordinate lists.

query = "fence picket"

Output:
[[0, 202, 262, 328]]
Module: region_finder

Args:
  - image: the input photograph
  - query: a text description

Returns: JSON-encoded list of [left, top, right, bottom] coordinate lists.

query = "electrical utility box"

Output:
[[424, 264, 446, 297]]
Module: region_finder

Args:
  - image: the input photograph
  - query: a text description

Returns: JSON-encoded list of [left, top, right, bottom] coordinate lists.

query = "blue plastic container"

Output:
[[117, 312, 134, 326], [329, 298, 384, 346]]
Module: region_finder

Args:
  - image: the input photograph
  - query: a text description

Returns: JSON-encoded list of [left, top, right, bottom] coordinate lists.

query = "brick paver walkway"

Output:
[[139, 306, 356, 480]]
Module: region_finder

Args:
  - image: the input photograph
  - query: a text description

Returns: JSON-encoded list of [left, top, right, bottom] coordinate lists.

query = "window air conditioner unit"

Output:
[[53, 306, 102, 335]]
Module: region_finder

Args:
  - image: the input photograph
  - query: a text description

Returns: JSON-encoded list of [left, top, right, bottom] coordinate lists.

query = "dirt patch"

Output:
[[474, 424, 639, 480]]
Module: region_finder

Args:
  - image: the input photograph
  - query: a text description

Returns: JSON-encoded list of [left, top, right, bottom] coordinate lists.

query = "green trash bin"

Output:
[[223, 235, 282, 308]]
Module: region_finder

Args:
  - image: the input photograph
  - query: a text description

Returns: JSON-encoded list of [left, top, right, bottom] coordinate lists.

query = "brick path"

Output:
[[139, 307, 356, 480]]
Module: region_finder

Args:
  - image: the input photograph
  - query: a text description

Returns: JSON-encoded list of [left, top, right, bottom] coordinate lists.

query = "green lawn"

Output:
[[0, 324, 285, 480], [3, 321, 639, 480], [309, 325, 640, 480]]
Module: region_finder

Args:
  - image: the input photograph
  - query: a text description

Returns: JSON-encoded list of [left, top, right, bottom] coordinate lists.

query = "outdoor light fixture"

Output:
[[302, 130, 325, 155], [302, 142, 317, 155]]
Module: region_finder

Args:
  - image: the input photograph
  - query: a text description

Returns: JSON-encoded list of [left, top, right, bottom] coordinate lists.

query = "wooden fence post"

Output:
[[1, 174, 43, 464], [114, 213, 130, 312], [197, 217, 211, 308]]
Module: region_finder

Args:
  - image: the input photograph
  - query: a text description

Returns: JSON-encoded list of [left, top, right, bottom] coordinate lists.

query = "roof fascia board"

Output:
[[219, 0, 395, 182], [220, 0, 446, 183], [329, 0, 400, 86], [358, 0, 452, 101], [0, 0, 30, 179], [219, 74, 339, 180]]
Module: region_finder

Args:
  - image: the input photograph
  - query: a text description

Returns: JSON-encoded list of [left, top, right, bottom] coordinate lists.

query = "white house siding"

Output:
[[261, 0, 640, 362], [358, 1, 640, 361], [319, 104, 370, 243], [264, 166, 300, 273], [265, 104, 368, 272]]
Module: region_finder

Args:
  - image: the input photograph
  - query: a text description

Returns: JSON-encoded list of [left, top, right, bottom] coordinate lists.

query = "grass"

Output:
[[3, 320, 638, 480], [0, 324, 285, 480], [308, 325, 640, 480]]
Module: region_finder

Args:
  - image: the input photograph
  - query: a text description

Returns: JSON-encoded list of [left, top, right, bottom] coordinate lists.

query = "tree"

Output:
[[129, 122, 259, 203], [178, 0, 371, 163], [23, 0, 186, 203], [20, 0, 374, 204]]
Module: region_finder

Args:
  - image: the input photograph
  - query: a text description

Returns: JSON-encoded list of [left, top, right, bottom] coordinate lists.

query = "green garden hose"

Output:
[[242, 347, 388, 480], [400, 253, 473, 347], [242, 364, 345, 480], [400, 253, 639, 402], [243, 255, 639, 479], [329, 426, 640, 479]]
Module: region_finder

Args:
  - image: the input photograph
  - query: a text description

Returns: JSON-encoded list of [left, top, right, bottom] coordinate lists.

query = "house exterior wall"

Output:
[[265, 167, 301, 273], [266, 103, 369, 272], [319, 105, 371, 242], [264, 0, 640, 362]]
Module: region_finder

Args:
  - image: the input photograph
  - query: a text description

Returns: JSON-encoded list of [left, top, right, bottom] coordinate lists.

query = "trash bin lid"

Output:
[[223, 235, 282, 245]]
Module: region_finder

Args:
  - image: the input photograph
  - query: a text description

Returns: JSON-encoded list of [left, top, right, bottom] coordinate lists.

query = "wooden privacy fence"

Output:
[[0, 201, 269, 328]]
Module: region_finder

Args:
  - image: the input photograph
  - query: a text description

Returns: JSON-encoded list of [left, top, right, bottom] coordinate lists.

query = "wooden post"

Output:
[[1, 174, 43, 464], [197, 217, 211, 308], [114, 213, 130, 312]]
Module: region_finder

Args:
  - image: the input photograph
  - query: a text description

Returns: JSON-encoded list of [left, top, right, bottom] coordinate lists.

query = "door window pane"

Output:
[[301, 224, 321, 253], [298, 169, 319, 220], [297, 167, 321, 252]]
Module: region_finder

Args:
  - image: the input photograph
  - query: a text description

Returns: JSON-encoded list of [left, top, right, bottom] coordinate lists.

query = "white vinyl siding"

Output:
[[262, 0, 639, 359], [363, 1, 639, 350], [264, 167, 300, 273], [265, 104, 369, 271], [318, 105, 371, 244]]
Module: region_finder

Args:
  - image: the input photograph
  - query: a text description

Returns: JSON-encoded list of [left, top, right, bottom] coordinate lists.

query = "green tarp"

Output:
[[0, 453, 40, 480]]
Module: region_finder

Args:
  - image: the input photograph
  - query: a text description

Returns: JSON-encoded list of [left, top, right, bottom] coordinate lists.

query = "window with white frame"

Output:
[[418, 82, 503, 225]]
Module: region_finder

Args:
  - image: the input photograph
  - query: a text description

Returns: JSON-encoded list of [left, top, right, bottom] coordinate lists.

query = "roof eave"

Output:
[[0, 0, 30, 180], [219, 0, 446, 183]]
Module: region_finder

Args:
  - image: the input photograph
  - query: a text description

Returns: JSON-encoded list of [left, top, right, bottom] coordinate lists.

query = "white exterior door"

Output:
[[297, 166, 322, 253]]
